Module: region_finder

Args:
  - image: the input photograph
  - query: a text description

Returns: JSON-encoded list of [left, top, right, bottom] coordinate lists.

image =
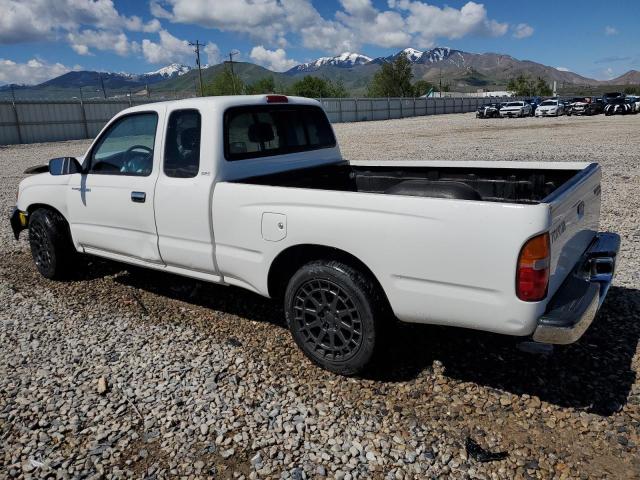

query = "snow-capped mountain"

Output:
[[416, 47, 462, 65], [287, 52, 372, 74], [145, 63, 191, 78], [36, 63, 193, 91], [399, 48, 424, 62], [372, 47, 461, 65]]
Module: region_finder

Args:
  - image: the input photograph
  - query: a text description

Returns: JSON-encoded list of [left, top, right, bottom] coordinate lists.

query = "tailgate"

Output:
[[545, 163, 602, 298]]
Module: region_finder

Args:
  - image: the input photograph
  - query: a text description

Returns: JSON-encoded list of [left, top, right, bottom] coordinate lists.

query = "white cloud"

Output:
[[604, 67, 615, 79], [141, 29, 193, 64], [555, 66, 569, 72], [336, 1, 412, 49], [150, 0, 289, 45], [0, 58, 80, 85], [388, 0, 508, 48], [604, 25, 618, 36], [67, 30, 140, 56], [153, 0, 510, 52], [512, 23, 534, 39], [250, 46, 298, 71], [204, 42, 221, 66], [0, 0, 163, 44]]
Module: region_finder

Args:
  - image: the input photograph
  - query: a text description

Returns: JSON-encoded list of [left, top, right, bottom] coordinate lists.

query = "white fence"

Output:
[[0, 96, 512, 145]]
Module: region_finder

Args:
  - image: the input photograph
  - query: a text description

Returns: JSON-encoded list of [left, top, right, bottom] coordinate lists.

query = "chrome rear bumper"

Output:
[[532, 233, 620, 344]]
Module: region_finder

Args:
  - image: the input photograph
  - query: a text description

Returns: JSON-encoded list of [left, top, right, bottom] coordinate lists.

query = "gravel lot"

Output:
[[1, 113, 639, 479]]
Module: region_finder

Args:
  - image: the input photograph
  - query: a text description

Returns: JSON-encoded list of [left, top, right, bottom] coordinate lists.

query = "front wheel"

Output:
[[28, 209, 76, 279], [284, 260, 382, 375]]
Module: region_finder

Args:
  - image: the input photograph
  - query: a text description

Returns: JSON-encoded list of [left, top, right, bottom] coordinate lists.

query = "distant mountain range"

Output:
[[1, 49, 638, 100], [287, 52, 372, 73]]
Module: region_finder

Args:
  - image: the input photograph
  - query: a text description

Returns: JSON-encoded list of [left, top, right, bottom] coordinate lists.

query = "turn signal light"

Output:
[[516, 233, 550, 302], [266, 95, 288, 103]]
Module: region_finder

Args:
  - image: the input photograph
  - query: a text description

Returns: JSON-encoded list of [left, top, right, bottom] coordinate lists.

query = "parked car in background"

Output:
[[535, 99, 564, 117], [568, 97, 601, 116], [603, 92, 623, 104], [591, 98, 605, 115], [604, 97, 633, 115], [10, 95, 620, 374], [524, 97, 542, 116], [626, 95, 640, 113], [476, 102, 502, 118], [500, 101, 532, 118]]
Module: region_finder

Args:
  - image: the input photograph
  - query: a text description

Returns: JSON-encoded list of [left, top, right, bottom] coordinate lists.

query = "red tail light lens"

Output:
[[266, 95, 288, 103], [516, 233, 550, 302]]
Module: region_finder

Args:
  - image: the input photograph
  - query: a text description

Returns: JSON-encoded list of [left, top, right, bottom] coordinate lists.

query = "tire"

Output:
[[284, 260, 382, 375], [28, 208, 76, 279]]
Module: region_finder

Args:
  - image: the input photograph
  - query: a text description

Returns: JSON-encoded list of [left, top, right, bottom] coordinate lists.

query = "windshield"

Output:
[[540, 100, 557, 106], [505, 102, 522, 107]]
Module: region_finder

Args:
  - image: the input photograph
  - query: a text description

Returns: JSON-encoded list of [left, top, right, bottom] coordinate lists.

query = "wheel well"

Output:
[[267, 244, 390, 306], [26, 204, 72, 234], [26, 203, 64, 218]]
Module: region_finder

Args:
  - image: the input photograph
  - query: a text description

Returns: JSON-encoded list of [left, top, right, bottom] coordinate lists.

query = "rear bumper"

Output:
[[532, 232, 620, 344], [10, 207, 28, 240]]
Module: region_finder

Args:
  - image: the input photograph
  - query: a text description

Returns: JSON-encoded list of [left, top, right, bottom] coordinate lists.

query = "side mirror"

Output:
[[49, 157, 83, 176]]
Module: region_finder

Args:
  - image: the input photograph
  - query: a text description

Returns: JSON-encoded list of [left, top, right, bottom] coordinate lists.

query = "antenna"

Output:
[[189, 40, 205, 96]]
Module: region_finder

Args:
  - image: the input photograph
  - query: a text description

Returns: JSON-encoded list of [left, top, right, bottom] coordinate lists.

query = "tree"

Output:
[[290, 76, 349, 98], [246, 76, 276, 94], [367, 53, 414, 97], [507, 74, 551, 96], [412, 80, 434, 97], [203, 67, 244, 96], [534, 77, 552, 96]]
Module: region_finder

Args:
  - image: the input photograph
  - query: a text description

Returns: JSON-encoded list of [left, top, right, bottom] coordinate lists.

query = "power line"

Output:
[[189, 40, 205, 96]]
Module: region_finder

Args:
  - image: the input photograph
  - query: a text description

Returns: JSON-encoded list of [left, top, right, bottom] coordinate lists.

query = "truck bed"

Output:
[[238, 161, 583, 204]]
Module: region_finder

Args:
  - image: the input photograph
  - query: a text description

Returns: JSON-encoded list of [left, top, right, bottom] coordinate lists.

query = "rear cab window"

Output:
[[224, 105, 336, 161]]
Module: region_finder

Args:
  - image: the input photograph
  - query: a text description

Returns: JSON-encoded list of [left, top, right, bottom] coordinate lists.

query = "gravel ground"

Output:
[[1, 113, 639, 479]]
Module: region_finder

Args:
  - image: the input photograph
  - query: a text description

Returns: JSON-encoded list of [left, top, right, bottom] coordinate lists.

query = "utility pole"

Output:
[[98, 72, 107, 99], [228, 50, 239, 95], [189, 40, 205, 96]]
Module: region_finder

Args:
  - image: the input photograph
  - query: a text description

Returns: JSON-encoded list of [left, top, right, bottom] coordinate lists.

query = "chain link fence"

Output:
[[0, 96, 512, 145]]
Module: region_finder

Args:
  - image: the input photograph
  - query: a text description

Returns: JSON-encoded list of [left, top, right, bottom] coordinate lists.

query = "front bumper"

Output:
[[10, 207, 28, 240], [533, 232, 620, 344]]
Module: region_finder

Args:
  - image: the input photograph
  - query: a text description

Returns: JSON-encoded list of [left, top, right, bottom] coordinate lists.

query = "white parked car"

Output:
[[500, 101, 532, 117], [11, 95, 620, 375], [535, 99, 564, 117]]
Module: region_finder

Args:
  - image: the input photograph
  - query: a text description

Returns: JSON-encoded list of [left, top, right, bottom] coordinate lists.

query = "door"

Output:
[[154, 108, 218, 274], [67, 111, 164, 263]]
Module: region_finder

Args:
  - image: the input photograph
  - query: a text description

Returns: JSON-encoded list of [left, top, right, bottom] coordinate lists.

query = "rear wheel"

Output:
[[29, 209, 76, 279], [284, 260, 382, 375]]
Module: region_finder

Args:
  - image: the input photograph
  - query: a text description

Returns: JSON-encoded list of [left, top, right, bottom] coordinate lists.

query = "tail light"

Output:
[[516, 233, 550, 302], [266, 95, 288, 103]]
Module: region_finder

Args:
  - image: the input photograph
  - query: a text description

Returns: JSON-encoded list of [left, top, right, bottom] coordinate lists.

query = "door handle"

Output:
[[131, 191, 146, 203]]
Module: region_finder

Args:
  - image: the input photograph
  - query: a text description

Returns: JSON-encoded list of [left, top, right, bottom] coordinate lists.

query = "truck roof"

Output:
[[123, 94, 322, 114]]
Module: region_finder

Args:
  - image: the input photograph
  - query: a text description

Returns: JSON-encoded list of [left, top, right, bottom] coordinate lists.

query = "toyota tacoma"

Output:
[[11, 95, 620, 375]]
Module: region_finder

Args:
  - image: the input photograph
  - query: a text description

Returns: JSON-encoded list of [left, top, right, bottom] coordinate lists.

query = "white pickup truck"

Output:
[[11, 95, 620, 375]]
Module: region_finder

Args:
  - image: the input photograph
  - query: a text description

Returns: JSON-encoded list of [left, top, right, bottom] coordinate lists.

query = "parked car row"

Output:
[[476, 93, 640, 119]]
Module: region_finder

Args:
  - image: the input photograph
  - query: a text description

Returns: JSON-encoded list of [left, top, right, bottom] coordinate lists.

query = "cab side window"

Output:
[[164, 109, 201, 178], [89, 113, 158, 176]]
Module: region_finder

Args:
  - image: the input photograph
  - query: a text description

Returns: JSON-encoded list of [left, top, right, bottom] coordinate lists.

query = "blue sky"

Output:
[[0, 0, 638, 85]]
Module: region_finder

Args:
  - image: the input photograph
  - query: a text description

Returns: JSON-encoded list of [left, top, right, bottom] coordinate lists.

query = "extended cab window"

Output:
[[89, 113, 158, 176], [164, 109, 201, 178], [224, 105, 335, 161]]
